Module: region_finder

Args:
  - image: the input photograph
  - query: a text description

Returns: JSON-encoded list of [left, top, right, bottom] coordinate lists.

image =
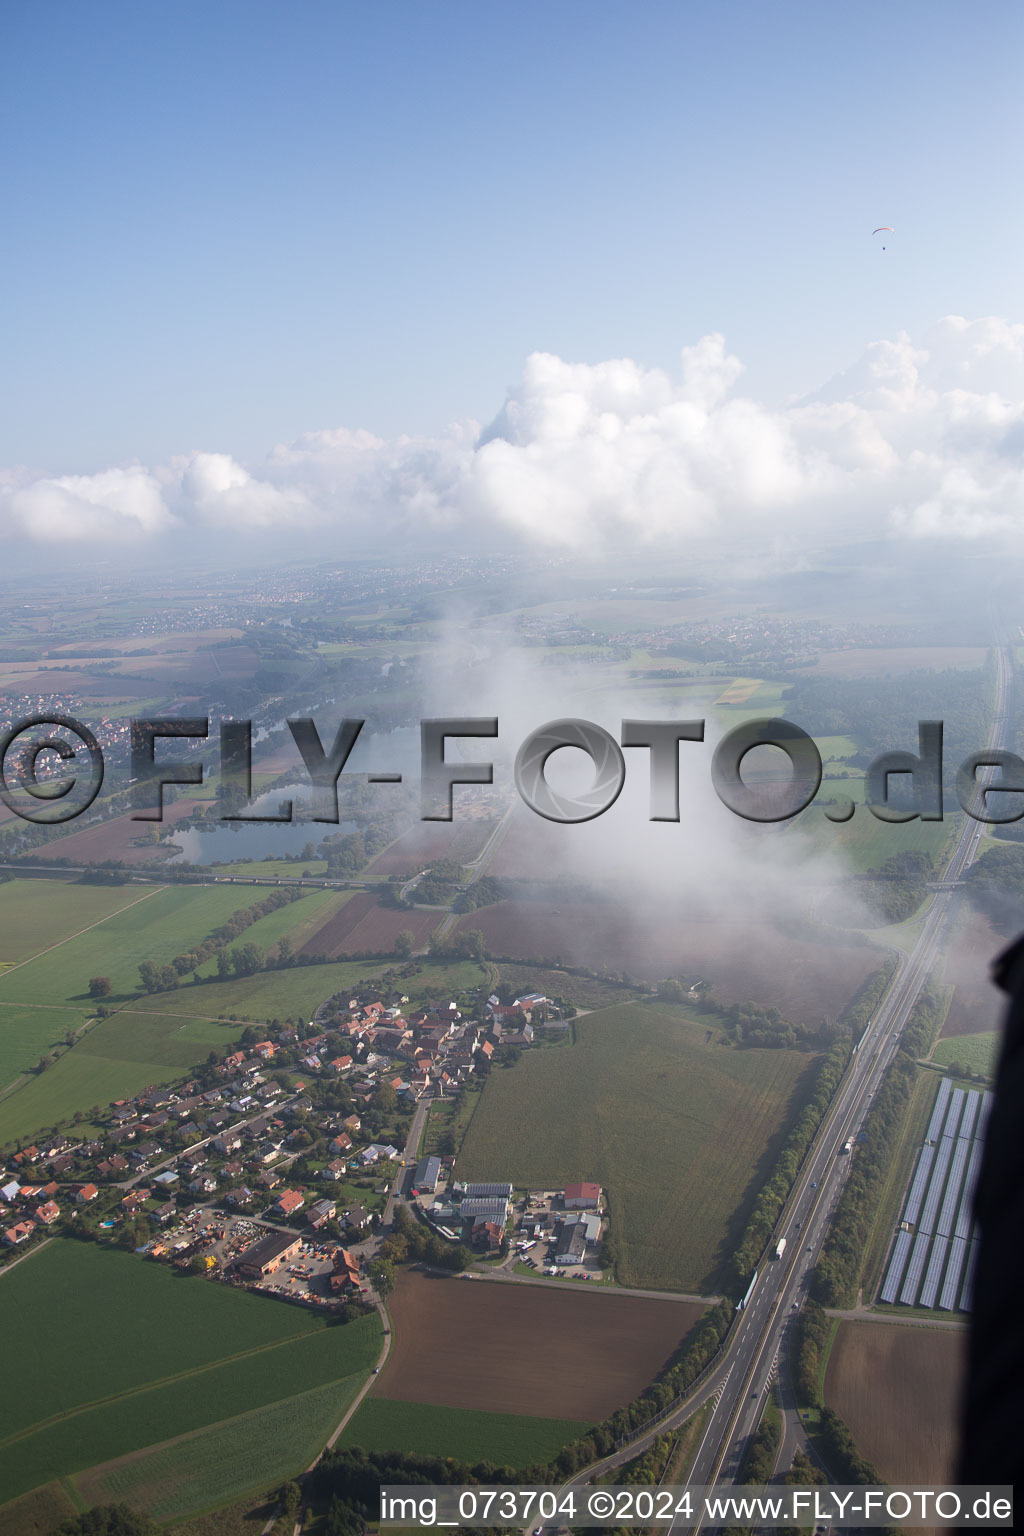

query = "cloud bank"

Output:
[[5, 315, 1024, 551]]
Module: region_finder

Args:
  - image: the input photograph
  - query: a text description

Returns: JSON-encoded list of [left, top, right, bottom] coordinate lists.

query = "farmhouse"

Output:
[[564, 1182, 602, 1210], [328, 1246, 362, 1293], [234, 1230, 303, 1280]]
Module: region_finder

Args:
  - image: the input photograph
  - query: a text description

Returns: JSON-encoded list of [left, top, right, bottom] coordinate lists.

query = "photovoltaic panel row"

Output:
[[942, 1088, 967, 1140], [925, 1077, 952, 1143], [955, 1141, 983, 1241], [939, 1236, 969, 1311], [903, 1144, 935, 1226], [918, 1135, 955, 1236], [900, 1230, 932, 1304], [881, 1229, 914, 1304], [960, 1239, 979, 1313], [958, 1091, 980, 1142], [977, 1092, 994, 1141], [919, 1234, 950, 1309], [937, 1137, 971, 1237]]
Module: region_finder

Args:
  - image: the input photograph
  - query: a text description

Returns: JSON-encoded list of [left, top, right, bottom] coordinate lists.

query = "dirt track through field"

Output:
[[374, 1270, 703, 1421]]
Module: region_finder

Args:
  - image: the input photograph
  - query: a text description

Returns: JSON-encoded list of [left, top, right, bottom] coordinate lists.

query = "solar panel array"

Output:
[[925, 1077, 952, 1143], [902, 1145, 934, 1226], [879, 1082, 988, 1314]]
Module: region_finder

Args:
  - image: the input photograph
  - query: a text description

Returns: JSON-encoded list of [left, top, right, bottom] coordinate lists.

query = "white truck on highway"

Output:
[[775, 1237, 786, 1259]]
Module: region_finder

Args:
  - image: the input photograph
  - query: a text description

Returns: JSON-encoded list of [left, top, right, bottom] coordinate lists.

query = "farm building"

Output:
[[460, 1197, 509, 1224], [234, 1231, 303, 1279], [564, 1182, 602, 1210]]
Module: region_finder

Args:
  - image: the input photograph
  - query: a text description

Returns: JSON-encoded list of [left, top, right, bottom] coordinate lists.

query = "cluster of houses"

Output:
[[312, 988, 550, 1096], [1, 1134, 104, 1248], [1, 979, 555, 1265]]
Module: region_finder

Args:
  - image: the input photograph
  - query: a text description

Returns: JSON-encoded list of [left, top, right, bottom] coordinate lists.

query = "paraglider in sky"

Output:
[[872, 225, 894, 250]]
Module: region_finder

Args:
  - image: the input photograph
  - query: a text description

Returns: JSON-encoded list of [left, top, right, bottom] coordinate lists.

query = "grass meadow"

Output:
[[0, 1241, 380, 1506], [340, 1397, 590, 1468], [459, 1001, 816, 1291], [930, 1034, 999, 1077], [0, 879, 148, 964], [0, 884, 277, 1007]]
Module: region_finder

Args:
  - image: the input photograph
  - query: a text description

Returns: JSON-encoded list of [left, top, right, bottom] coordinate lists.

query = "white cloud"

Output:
[[4, 315, 1024, 550], [8, 467, 173, 542]]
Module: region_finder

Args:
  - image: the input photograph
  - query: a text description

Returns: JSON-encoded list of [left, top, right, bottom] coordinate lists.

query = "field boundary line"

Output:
[[0, 1313, 338, 1450], [0, 885, 167, 979], [73, 1364, 370, 1498]]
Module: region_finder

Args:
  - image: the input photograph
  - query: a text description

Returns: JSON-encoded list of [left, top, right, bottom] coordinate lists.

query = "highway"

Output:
[[549, 646, 1012, 1531], [681, 643, 1012, 1525]]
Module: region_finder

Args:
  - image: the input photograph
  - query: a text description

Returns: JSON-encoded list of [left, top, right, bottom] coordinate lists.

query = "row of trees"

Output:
[[134, 886, 306, 991]]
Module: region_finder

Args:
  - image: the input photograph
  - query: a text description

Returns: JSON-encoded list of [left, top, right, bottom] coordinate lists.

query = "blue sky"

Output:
[[2, 0, 1022, 479]]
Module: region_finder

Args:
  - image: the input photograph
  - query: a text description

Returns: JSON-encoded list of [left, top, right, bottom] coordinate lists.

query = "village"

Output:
[[0, 977, 608, 1304]]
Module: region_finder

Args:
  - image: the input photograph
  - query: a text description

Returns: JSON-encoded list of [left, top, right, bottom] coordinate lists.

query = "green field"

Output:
[[0, 884, 285, 1007], [0, 1009, 242, 1145], [459, 1001, 815, 1291], [75, 1373, 367, 1523], [795, 804, 960, 874], [340, 1397, 589, 1468], [0, 879, 150, 965], [0, 1240, 380, 1505], [931, 1034, 1000, 1078], [0, 1005, 97, 1095]]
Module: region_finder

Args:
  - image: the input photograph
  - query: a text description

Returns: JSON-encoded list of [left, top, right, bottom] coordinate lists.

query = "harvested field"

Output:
[[824, 1320, 965, 1483], [940, 912, 1005, 1039], [456, 902, 880, 1027], [375, 1270, 702, 1421], [364, 817, 496, 877], [298, 894, 439, 956], [29, 797, 204, 867]]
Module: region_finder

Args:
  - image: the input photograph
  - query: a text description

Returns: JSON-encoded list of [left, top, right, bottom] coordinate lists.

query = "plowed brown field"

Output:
[[375, 1270, 703, 1421], [455, 902, 879, 1026], [824, 1320, 965, 1483], [299, 893, 439, 955]]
